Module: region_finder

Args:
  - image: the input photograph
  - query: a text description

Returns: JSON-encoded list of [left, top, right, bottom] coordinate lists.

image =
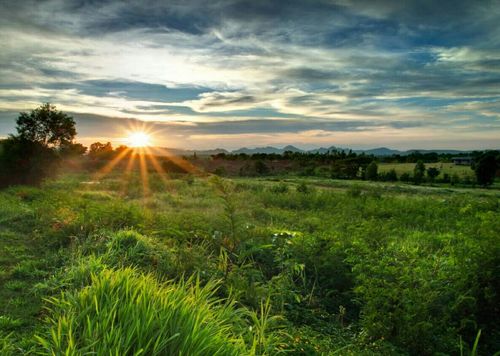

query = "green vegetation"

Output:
[[0, 172, 499, 355], [0, 104, 85, 188], [379, 162, 475, 179], [1, 105, 499, 355]]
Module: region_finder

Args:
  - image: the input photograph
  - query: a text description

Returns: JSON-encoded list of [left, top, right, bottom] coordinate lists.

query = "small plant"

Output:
[[270, 183, 289, 194], [296, 182, 309, 193]]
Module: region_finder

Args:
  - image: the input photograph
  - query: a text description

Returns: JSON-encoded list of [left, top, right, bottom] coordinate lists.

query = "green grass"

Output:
[[37, 268, 249, 355], [0, 172, 498, 355], [379, 162, 475, 179]]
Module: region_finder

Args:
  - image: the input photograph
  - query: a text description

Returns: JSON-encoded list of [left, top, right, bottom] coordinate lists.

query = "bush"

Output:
[[413, 161, 426, 184], [37, 268, 249, 355], [365, 161, 378, 181], [255, 160, 270, 175], [0, 137, 57, 187], [400, 172, 411, 182], [103, 230, 174, 277], [379, 169, 397, 182], [474, 152, 498, 186]]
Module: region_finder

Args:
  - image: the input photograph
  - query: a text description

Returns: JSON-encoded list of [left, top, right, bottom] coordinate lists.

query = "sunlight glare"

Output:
[[127, 132, 151, 147]]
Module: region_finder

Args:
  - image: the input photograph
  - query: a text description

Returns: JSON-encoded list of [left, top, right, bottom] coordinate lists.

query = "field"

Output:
[[0, 172, 499, 355], [379, 162, 475, 179]]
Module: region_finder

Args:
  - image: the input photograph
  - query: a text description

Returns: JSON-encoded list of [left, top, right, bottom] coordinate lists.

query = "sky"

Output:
[[0, 0, 499, 150]]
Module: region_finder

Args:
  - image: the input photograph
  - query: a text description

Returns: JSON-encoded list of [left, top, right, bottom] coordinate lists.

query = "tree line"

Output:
[[212, 151, 499, 186], [1, 104, 498, 188]]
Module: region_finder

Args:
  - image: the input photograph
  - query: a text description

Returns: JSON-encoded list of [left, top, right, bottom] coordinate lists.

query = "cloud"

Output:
[[0, 0, 499, 149]]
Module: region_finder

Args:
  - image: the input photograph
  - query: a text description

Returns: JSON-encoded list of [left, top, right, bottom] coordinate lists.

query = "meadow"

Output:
[[378, 162, 475, 180], [0, 172, 499, 355]]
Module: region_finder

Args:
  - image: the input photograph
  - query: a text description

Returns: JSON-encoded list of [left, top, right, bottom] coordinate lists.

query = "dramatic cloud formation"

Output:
[[0, 0, 499, 149]]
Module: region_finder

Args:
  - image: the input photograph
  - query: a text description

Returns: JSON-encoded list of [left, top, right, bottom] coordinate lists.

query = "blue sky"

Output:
[[0, 0, 499, 149]]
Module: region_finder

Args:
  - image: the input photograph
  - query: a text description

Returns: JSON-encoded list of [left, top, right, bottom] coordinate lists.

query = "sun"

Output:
[[127, 132, 151, 147]]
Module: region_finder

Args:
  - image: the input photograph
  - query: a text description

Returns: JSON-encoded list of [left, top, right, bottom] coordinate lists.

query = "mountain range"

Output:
[[156, 145, 470, 157]]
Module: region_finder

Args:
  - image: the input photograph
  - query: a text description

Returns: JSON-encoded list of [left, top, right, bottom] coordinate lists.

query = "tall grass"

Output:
[[36, 268, 249, 355]]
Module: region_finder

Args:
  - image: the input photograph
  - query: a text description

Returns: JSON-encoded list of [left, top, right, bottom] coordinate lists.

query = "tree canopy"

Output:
[[0, 104, 81, 188], [16, 103, 76, 147]]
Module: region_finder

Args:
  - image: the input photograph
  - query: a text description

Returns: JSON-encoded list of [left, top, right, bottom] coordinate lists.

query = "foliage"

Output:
[[474, 152, 498, 186], [0, 173, 499, 354], [365, 161, 378, 181], [255, 160, 270, 175], [413, 160, 426, 184], [36, 268, 249, 355], [381, 168, 398, 182], [0, 137, 57, 187], [426, 167, 440, 181], [88, 141, 114, 160], [0, 104, 81, 188], [15, 103, 76, 147]]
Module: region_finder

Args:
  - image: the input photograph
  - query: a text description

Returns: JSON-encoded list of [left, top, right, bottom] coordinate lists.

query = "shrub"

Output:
[[365, 161, 378, 181], [474, 152, 498, 186], [103, 230, 175, 277], [413, 161, 426, 184], [255, 160, 270, 175], [400, 172, 411, 182], [385, 169, 398, 182], [427, 167, 440, 182]]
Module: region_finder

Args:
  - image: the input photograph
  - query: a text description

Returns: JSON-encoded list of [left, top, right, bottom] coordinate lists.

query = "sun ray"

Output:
[[121, 148, 138, 195], [138, 147, 150, 197], [149, 146, 198, 174], [93, 147, 131, 181], [143, 146, 171, 186]]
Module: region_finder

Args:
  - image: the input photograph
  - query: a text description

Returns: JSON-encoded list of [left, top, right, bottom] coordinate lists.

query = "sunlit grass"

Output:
[[37, 268, 249, 355]]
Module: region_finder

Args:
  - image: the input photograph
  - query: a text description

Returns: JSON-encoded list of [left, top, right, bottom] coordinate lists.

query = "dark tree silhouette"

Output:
[[254, 160, 270, 175], [474, 152, 498, 187], [413, 160, 426, 184], [427, 167, 440, 182], [365, 161, 378, 181], [0, 104, 79, 188], [89, 142, 114, 159], [16, 103, 76, 147]]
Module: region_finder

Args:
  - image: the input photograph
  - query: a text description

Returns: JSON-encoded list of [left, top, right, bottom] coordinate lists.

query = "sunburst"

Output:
[[92, 124, 197, 198]]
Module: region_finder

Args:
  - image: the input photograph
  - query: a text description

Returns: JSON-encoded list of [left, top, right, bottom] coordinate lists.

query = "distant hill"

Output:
[[232, 145, 302, 154], [150, 145, 472, 157], [229, 146, 472, 156], [352, 147, 402, 156], [153, 147, 229, 156]]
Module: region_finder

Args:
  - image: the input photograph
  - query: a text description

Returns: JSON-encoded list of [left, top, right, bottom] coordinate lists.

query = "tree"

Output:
[[60, 142, 87, 157], [414, 160, 426, 184], [0, 137, 56, 187], [427, 167, 440, 182], [89, 142, 113, 159], [255, 160, 270, 175], [385, 169, 398, 182], [474, 152, 498, 187], [365, 161, 378, 181], [0, 104, 78, 188], [400, 172, 411, 182], [16, 103, 76, 147]]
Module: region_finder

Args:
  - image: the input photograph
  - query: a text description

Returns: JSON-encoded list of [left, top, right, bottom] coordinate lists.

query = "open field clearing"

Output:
[[379, 163, 475, 179]]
